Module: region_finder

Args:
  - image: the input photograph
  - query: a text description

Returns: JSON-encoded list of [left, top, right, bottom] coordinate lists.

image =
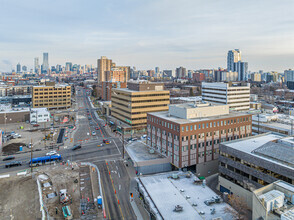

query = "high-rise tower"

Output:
[[227, 49, 241, 71], [34, 57, 39, 73], [42, 52, 49, 73], [97, 56, 113, 83]]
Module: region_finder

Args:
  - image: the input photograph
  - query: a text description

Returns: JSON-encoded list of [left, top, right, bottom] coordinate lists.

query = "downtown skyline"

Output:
[[1, 0, 294, 72]]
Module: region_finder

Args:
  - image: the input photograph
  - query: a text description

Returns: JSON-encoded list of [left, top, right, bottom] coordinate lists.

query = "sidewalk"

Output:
[[124, 158, 150, 220]]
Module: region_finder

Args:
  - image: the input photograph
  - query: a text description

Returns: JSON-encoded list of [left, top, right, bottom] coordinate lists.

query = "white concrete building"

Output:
[[30, 108, 50, 123], [202, 82, 250, 111]]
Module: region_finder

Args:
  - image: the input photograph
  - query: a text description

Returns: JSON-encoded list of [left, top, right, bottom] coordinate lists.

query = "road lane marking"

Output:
[[113, 140, 121, 155], [106, 161, 125, 220], [75, 154, 121, 162], [100, 167, 111, 220]]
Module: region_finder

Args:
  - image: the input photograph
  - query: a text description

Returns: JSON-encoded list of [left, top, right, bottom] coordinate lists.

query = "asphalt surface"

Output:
[[0, 87, 137, 220]]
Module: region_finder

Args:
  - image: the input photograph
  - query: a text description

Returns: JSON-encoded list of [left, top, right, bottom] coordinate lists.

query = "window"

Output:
[[214, 122, 216, 127], [182, 127, 184, 132], [186, 126, 188, 131], [206, 123, 209, 128], [194, 125, 197, 130], [171, 124, 173, 129], [224, 121, 226, 125], [221, 121, 223, 126], [217, 121, 219, 126], [210, 122, 212, 128], [199, 124, 201, 129], [190, 125, 193, 131], [202, 123, 205, 129]]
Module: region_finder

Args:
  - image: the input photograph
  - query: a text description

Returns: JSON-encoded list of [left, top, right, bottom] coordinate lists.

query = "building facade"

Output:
[[218, 133, 294, 208], [147, 102, 252, 173], [32, 82, 71, 109], [111, 81, 170, 131], [97, 56, 113, 83], [30, 108, 50, 123], [202, 82, 250, 111], [101, 81, 127, 101], [227, 49, 241, 71], [42, 52, 49, 73]]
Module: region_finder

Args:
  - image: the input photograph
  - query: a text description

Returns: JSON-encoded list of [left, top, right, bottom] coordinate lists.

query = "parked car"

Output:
[[92, 131, 96, 136], [13, 133, 22, 138], [3, 156, 15, 161], [46, 151, 57, 156], [33, 124, 40, 127], [71, 144, 82, 151], [141, 135, 147, 139], [95, 127, 100, 130], [5, 161, 22, 168], [131, 138, 138, 141]]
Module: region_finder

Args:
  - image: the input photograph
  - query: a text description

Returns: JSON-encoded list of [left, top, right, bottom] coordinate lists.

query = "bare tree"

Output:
[[223, 194, 249, 220]]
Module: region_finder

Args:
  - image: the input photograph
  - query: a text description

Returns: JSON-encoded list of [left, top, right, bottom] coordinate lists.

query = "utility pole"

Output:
[[258, 113, 260, 134], [30, 137, 33, 174], [122, 127, 125, 159]]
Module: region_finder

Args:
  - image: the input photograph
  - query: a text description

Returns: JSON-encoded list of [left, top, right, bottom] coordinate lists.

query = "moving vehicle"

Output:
[[29, 154, 62, 167], [97, 144, 103, 147], [103, 139, 110, 144], [46, 151, 57, 156], [92, 131, 96, 136], [88, 116, 92, 120], [71, 144, 82, 151], [3, 156, 15, 161], [33, 124, 40, 127], [5, 161, 22, 168], [95, 127, 100, 130]]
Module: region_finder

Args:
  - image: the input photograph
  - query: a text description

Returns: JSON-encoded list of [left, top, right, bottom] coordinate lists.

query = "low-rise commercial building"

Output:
[[218, 133, 294, 209], [252, 180, 294, 220], [32, 82, 71, 109], [111, 81, 170, 131], [147, 102, 252, 174], [137, 171, 235, 220], [202, 82, 250, 111], [30, 108, 50, 123]]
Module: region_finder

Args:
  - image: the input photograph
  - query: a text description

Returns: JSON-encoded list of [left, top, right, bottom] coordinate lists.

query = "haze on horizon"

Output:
[[0, 0, 294, 72]]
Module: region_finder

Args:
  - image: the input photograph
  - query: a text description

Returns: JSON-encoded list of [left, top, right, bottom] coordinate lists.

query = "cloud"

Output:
[[0, 0, 294, 72]]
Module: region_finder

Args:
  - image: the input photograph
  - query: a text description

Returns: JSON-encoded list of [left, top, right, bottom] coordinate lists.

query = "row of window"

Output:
[[220, 152, 293, 185], [148, 116, 251, 133]]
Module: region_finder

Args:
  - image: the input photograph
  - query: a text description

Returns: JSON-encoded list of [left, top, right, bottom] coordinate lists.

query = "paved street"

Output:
[[0, 86, 138, 220]]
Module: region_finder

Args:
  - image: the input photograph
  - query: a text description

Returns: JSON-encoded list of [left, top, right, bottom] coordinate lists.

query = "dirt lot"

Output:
[[40, 164, 81, 219], [0, 175, 41, 220], [0, 163, 99, 220]]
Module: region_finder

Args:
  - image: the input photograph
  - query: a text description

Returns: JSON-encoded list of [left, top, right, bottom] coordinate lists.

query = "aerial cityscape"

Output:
[[0, 1, 294, 220]]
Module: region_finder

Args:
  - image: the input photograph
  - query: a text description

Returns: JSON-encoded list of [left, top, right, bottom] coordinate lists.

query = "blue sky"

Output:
[[1, 0, 294, 72]]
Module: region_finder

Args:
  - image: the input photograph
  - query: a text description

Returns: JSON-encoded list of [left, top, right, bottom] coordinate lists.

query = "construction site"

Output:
[[0, 163, 101, 219]]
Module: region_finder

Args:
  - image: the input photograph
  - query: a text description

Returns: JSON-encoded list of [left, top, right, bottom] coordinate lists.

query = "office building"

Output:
[[202, 82, 250, 111], [227, 49, 241, 71], [65, 62, 72, 71], [234, 61, 248, 81], [32, 82, 71, 109], [105, 69, 127, 82], [97, 56, 113, 83], [214, 69, 238, 82], [287, 81, 294, 90], [176, 66, 187, 78], [252, 180, 294, 220], [193, 72, 205, 82], [111, 81, 170, 131], [115, 66, 130, 80], [155, 67, 159, 74], [16, 63, 21, 73], [34, 57, 39, 73], [22, 66, 27, 72], [251, 73, 262, 82], [42, 52, 49, 73], [284, 69, 294, 82], [162, 70, 173, 77], [147, 102, 252, 172], [218, 133, 294, 208], [101, 81, 127, 101]]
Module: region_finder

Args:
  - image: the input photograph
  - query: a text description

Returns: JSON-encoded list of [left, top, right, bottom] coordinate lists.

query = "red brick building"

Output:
[[193, 72, 205, 82], [147, 102, 252, 175]]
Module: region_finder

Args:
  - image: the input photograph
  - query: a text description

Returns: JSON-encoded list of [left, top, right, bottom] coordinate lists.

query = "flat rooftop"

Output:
[[223, 133, 293, 170], [137, 171, 234, 220], [113, 87, 167, 93], [125, 141, 166, 162], [149, 110, 249, 124]]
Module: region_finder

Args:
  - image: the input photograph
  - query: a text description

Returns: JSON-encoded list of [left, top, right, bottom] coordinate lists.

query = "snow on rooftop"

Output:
[[139, 171, 234, 220], [126, 141, 166, 162]]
